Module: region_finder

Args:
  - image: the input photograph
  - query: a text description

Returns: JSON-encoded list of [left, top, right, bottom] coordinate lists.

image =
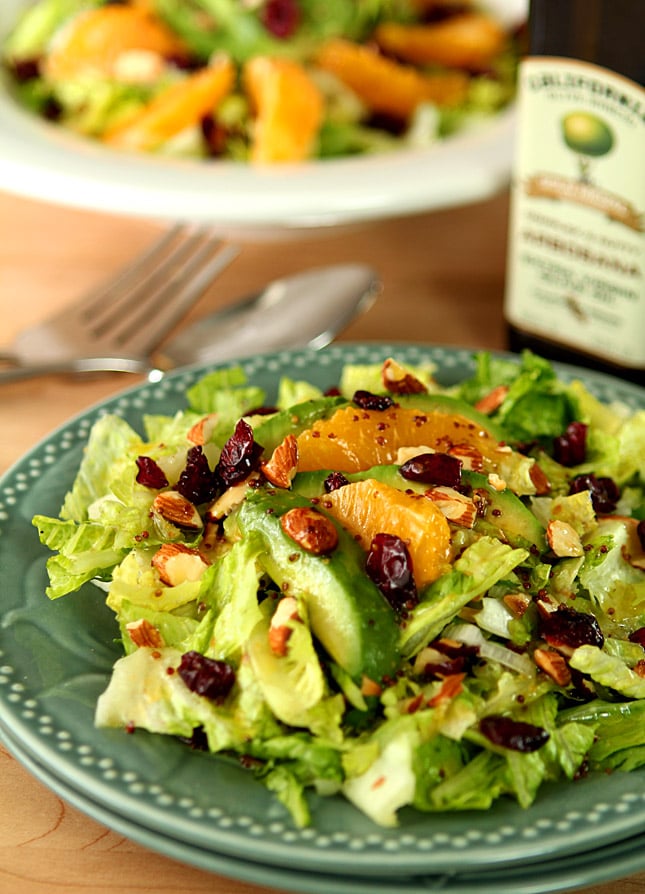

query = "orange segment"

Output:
[[296, 405, 501, 473], [105, 57, 235, 151], [375, 13, 507, 72], [44, 6, 186, 81], [324, 478, 451, 587], [244, 56, 324, 163], [316, 38, 468, 120]]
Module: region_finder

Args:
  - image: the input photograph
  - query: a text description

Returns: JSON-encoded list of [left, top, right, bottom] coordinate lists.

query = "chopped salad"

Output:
[[3, 0, 520, 163], [33, 351, 645, 827]]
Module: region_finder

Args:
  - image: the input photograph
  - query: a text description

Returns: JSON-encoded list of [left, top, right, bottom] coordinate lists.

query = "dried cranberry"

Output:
[[179, 726, 209, 751], [353, 390, 395, 411], [366, 532, 418, 612], [324, 471, 350, 493], [261, 0, 300, 38], [539, 605, 604, 651], [628, 627, 645, 648], [400, 452, 462, 488], [553, 421, 587, 466], [136, 455, 169, 489], [200, 114, 228, 157], [480, 715, 549, 752], [9, 57, 41, 81], [216, 419, 264, 488], [178, 651, 235, 702], [418, 655, 466, 680], [324, 386, 342, 397], [569, 473, 620, 514], [177, 445, 217, 504]]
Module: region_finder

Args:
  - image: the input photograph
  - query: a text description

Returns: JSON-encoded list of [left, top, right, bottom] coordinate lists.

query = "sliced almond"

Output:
[[280, 506, 339, 554], [206, 473, 258, 522], [474, 385, 509, 415], [396, 445, 435, 464], [533, 647, 572, 686], [424, 486, 477, 528], [187, 413, 219, 446], [360, 675, 382, 697], [618, 517, 645, 571], [126, 618, 165, 649], [529, 462, 551, 495], [547, 519, 584, 557], [268, 595, 300, 656], [152, 490, 203, 529], [447, 443, 484, 472], [152, 542, 210, 586], [261, 434, 298, 489], [486, 472, 507, 493], [503, 592, 532, 616], [381, 357, 427, 395]]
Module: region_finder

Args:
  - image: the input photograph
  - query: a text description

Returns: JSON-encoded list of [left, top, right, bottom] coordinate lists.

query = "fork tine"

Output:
[[8, 225, 238, 366], [74, 224, 188, 323], [112, 237, 240, 355]]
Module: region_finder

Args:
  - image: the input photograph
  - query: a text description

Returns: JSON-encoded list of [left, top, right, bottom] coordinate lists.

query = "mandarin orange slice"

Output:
[[375, 13, 507, 72], [44, 6, 186, 81], [323, 478, 451, 587], [296, 405, 501, 473], [105, 57, 235, 151], [316, 38, 468, 120], [244, 56, 324, 163]]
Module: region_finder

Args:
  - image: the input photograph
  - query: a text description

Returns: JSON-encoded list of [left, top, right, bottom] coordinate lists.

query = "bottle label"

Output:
[[505, 57, 644, 368]]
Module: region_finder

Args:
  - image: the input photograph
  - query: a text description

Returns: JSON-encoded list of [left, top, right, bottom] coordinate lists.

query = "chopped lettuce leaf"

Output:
[[401, 538, 529, 656], [569, 645, 645, 699]]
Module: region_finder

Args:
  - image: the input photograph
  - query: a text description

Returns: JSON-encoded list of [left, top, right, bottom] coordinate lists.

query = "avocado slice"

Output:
[[237, 488, 400, 682], [252, 396, 347, 454], [461, 470, 546, 551]]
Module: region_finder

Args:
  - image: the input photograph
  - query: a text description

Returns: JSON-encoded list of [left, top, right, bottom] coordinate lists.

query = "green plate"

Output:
[[2, 722, 644, 894], [1, 344, 644, 879]]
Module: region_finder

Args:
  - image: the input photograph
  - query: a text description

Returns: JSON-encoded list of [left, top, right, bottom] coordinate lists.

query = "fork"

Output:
[[0, 225, 239, 384]]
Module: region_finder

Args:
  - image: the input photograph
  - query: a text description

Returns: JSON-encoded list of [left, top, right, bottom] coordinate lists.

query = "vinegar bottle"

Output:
[[504, 0, 645, 384]]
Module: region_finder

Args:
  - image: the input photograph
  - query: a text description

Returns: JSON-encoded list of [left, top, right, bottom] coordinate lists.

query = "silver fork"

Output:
[[0, 225, 239, 384]]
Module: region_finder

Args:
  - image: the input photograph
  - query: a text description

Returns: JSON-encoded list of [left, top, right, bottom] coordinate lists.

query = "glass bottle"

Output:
[[504, 0, 645, 384]]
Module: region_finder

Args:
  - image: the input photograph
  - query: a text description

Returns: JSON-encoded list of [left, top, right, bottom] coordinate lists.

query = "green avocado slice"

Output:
[[237, 488, 400, 683]]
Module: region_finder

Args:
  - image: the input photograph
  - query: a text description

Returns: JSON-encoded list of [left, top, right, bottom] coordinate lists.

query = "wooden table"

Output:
[[0, 190, 643, 894]]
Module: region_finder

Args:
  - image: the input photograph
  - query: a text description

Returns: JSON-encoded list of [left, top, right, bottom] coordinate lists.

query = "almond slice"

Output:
[[474, 385, 509, 415], [547, 519, 584, 557], [261, 434, 298, 489], [381, 357, 427, 394], [152, 490, 203, 529], [268, 596, 300, 656], [187, 413, 219, 446], [424, 486, 477, 528], [152, 542, 210, 586], [126, 618, 165, 649], [533, 647, 571, 686], [280, 506, 339, 554]]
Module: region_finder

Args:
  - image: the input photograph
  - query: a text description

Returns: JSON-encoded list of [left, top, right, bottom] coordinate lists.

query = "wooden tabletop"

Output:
[[0, 190, 643, 894]]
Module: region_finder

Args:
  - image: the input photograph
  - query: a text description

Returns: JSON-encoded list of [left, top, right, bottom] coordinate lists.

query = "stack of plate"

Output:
[[1, 344, 644, 894]]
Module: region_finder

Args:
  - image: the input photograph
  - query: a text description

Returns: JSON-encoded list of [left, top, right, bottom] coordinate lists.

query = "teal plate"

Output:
[[1, 344, 644, 879], [1, 722, 644, 894]]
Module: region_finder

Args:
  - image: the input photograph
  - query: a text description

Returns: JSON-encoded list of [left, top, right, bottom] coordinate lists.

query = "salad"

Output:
[[33, 350, 645, 828], [3, 0, 520, 163]]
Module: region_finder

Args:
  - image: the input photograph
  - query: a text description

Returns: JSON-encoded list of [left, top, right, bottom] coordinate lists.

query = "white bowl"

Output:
[[0, 0, 523, 237]]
